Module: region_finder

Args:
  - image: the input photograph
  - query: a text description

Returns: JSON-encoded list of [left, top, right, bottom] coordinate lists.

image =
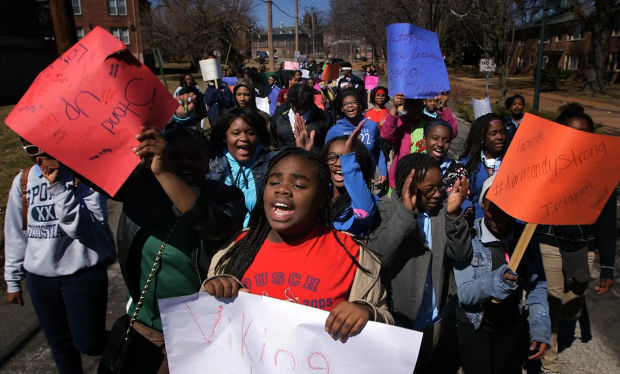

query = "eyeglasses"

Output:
[[418, 184, 443, 197], [342, 100, 358, 107], [23, 145, 44, 156], [326, 153, 342, 164]]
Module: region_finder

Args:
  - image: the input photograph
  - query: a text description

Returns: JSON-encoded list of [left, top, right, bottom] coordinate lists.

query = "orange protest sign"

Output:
[[321, 63, 340, 82], [487, 113, 620, 225], [4, 27, 178, 196]]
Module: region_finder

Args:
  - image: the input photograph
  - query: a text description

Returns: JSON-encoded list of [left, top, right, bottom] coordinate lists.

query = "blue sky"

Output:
[[251, 0, 331, 29]]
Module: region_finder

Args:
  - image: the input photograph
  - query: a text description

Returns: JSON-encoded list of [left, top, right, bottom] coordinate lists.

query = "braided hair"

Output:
[[321, 135, 374, 227], [459, 113, 504, 176], [557, 102, 594, 132], [215, 147, 367, 279], [394, 153, 441, 199]]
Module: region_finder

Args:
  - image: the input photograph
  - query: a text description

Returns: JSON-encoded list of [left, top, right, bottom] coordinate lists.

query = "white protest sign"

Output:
[[199, 58, 222, 81], [472, 96, 493, 119], [255, 96, 270, 115], [301, 69, 310, 78], [479, 58, 496, 73], [160, 292, 422, 374]]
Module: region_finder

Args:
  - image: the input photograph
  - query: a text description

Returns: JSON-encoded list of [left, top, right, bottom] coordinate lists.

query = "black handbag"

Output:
[[98, 222, 178, 374]]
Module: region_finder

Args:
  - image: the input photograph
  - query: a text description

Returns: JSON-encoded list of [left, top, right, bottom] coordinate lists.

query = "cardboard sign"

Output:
[[314, 93, 324, 110], [472, 96, 492, 119], [479, 58, 497, 73], [364, 75, 379, 90], [160, 292, 422, 374], [386, 23, 449, 99], [200, 58, 223, 82], [268, 85, 280, 116], [283, 61, 300, 70], [256, 96, 270, 115], [222, 76, 238, 88], [321, 63, 340, 82], [487, 113, 620, 225], [4, 27, 178, 196]]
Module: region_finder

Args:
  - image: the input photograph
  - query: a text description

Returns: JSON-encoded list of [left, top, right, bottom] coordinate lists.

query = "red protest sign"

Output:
[[321, 63, 340, 82], [487, 113, 620, 225], [5, 27, 178, 196]]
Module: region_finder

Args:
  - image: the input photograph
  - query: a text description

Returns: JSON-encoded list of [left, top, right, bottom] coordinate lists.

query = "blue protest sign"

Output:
[[268, 86, 281, 116], [386, 23, 449, 99], [222, 76, 238, 87]]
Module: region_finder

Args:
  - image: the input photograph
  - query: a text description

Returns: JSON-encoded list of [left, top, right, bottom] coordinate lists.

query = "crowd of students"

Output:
[[4, 61, 615, 374]]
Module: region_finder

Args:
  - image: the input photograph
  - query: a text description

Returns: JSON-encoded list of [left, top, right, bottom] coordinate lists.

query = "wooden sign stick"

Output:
[[214, 79, 219, 89], [491, 222, 538, 303]]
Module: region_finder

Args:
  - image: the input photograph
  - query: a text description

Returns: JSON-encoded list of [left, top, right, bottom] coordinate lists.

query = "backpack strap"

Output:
[[20, 166, 33, 231]]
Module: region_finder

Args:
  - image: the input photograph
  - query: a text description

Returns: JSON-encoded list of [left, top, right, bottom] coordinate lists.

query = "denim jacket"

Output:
[[453, 218, 551, 345]]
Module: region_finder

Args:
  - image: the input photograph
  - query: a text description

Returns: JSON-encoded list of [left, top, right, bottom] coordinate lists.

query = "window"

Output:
[[108, 0, 127, 16], [72, 0, 81, 15], [568, 24, 583, 41], [517, 56, 524, 69], [612, 20, 620, 37], [110, 27, 130, 45], [564, 55, 579, 70], [544, 36, 551, 44], [543, 55, 549, 68], [76, 27, 84, 40], [609, 52, 620, 72]]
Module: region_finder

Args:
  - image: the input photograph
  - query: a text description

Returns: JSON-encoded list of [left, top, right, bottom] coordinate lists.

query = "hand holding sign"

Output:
[[4, 27, 178, 196]]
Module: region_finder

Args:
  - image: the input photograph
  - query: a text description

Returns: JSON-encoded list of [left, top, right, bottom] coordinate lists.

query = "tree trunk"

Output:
[[498, 64, 509, 105]]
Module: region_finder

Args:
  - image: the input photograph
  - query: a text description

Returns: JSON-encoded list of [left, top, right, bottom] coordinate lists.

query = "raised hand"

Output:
[[133, 127, 168, 175], [175, 92, 197, 118], [294, 112, 316, 151], [435, 90, 449, 109], [446, 176, 469, 218], [401, 169, 417, 212], [37, 157, 61, 184], [343, 119, 366, 154], [390, 93, 406, 116]]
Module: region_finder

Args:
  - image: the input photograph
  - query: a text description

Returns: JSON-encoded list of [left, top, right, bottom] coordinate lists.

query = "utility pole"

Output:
[[267, 0, 274, 71], [311, 7, 315, 57], [349, 31, 353, 61], [49, 0, 78, 55], [295, 0, 299, 55], [533, 0, 549, 110]]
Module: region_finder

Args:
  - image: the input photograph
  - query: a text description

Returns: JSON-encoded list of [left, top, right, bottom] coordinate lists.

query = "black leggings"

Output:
[[457, 322, 526, 374]]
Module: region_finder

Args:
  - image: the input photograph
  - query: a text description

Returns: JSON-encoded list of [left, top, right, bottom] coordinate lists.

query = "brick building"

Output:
[[71, 0, 150, 60], [253, 22, 325, 59], [510, 5, 620, 82]]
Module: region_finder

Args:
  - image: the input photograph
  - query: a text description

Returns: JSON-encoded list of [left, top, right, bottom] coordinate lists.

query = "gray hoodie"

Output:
[[4, 164, 115, 293]]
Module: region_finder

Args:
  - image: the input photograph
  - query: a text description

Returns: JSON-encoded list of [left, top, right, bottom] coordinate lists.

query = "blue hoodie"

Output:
[[325, 117, 387, 177], [332, 153, 379, 237]]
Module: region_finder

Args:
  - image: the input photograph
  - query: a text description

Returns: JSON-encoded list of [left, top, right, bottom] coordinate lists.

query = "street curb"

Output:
[[0, 322, 40, 367]]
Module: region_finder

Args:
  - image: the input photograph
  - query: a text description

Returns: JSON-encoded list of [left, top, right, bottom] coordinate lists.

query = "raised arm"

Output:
[[366, 169, 419, 266]]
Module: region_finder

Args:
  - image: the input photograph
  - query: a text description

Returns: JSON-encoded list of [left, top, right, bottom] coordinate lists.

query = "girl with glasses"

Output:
[[322, 122, 378, 238], [366, 153, 471, 370]]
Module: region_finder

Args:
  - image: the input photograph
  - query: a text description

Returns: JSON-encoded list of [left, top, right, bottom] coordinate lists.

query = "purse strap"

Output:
[[123, 221, 179, 340]]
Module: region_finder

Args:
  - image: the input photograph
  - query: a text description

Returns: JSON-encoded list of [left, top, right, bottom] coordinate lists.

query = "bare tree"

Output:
[[142, 0, 255, 72], [574, 0, 620, 93]]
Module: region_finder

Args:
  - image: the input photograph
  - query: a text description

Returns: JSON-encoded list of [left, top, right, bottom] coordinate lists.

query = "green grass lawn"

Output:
[[1, 105, 32, 276]]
